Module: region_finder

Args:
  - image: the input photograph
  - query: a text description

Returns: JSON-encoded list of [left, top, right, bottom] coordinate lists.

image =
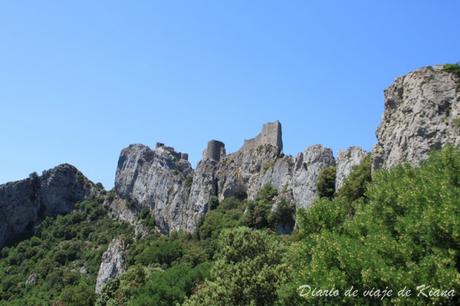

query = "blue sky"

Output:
[[1, 1, 459, 188]]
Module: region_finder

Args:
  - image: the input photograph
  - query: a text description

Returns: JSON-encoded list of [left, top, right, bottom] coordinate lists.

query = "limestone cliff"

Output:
[[114, 143, 193, 234], [0, 164, 97, 248], [95, 237, 128, 294], [335, 147, 367, 191], [112, 121, 336, 234], [111, 64, 460, 236], [373, 65, 460, 169]]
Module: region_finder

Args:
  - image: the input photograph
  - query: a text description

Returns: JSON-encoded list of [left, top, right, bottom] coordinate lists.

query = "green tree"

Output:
[[278, 146, 460, 305], [336, 154, 372, 202], [56, 281, 96, 306], [316, 166, 336, 199], [184, 227, 288, 306], [128, 263, 210, 306]]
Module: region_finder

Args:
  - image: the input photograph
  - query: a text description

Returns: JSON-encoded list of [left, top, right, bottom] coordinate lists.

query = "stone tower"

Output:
[[204, 140, 226, 162]]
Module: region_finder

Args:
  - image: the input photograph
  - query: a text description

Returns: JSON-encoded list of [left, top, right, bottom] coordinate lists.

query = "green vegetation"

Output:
[[0, 199, 131, 305], [183, 227, 288, 306], [444, 63, 460, 78], [316, 166, 336, 199], [2, 147, 459, 305], [278, 146, 460, 305], [335, 154, 372, 202], [453, 116, 460, 129]]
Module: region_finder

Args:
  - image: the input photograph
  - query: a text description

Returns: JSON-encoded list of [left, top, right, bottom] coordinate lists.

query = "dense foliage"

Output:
[[0, 199, 131, 306], [278, 146, 460, 305], [335, 154, 372, 202], [444, 63, 460, 78], [317, 166, 336, 199], [1, 147, 459, 305], [183, 227, 288, 306]]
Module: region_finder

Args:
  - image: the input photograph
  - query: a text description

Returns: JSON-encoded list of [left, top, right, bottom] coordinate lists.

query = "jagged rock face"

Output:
[[335, 147, 367, 191], [373, 65, 460, 169], [217, 144, 281, 201], [95, 237, 128, 294], [113, 121, 338, 234], [185, 159, 219, 232], [246, 145, 335, 207], [0, 164, 96, 248], [214, 121, 290, 201], [115, 144, 194, 233], [291, 145, 336, 206], [103, 196, 149, 238]]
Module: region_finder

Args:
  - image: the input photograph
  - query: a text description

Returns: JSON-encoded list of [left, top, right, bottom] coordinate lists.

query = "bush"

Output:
[[278, 146, 460, 305], [208, 196, 219, 210], [198, 197, 245, 241], [57, 281, 96, 306], [268, 199, 296, 234], [336, 154, 372, 202], [128, 263, 210, 306], [316, 166, 336, 199], [0, 199, 132, 304], [184, 228, 288, 306], [443, 63, 460, 78], [256, 184, 278, 202], [139, 207, 155, 229], [244, 200, 272, 229], [135, 239, 184, 267]]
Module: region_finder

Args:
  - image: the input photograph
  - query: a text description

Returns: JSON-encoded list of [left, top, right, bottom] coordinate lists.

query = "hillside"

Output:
[[0, 64, 459, 305]]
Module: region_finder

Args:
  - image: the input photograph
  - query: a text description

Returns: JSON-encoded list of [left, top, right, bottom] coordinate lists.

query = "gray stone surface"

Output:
[[240, 121, 283, 154], [373, 65, 460, 169], [115, 144, 194, 234], [335, 147, 367, 191], [203, 140, 226, 161], [113, 121, 336, 234], [109, 65, 460, 235], [95, 237, 128, 294], [291, 145, 336, 207], [0, 164, 96, 248]]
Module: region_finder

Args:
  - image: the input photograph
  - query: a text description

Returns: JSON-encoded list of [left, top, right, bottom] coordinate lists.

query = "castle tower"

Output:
[[204, 140, 226, 162]]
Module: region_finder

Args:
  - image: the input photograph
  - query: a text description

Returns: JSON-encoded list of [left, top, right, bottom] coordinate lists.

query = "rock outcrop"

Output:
[[373, 65, 460, 169], [113, 121, 336, 234], [335, 147, 367, 191], [115, 143, 194, 234], [0, 164, 97, 248], [95, 237, 128, 294], [112, 65, 460, 235]]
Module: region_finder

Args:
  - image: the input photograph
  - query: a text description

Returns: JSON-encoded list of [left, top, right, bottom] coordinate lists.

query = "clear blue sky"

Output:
[[1, 1, 459, 188]]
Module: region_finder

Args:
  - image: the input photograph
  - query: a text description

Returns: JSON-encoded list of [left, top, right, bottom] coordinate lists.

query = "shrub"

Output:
[[135, 239, 184, 267], [453, 117, 460, 128], [185, 176, 193, 188], [184, 228, 288, 306], [268, 199, 296, 234], [244, 200, 272, 229], [208, 196, 219, 210], [336, 154, 372, 202], [57, 281, 96, 306], [443, 63, 460, 78], [0, 199, 132, 304], [128, 263, 210, 306], [256, 184, 278, 202], [278, 146, 460, 305], [316, 166, 336, 199]]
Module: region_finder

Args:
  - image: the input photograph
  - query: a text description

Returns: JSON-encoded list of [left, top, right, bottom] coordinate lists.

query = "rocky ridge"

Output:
[[373, 65, 460, 169], [95, 237, 129, 294], [0, 164, 97, 248], [335, 146, 368, 191], [111, 64, 460, 236], [0, 63, 458, 254], [112, 121, 338, 234]]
